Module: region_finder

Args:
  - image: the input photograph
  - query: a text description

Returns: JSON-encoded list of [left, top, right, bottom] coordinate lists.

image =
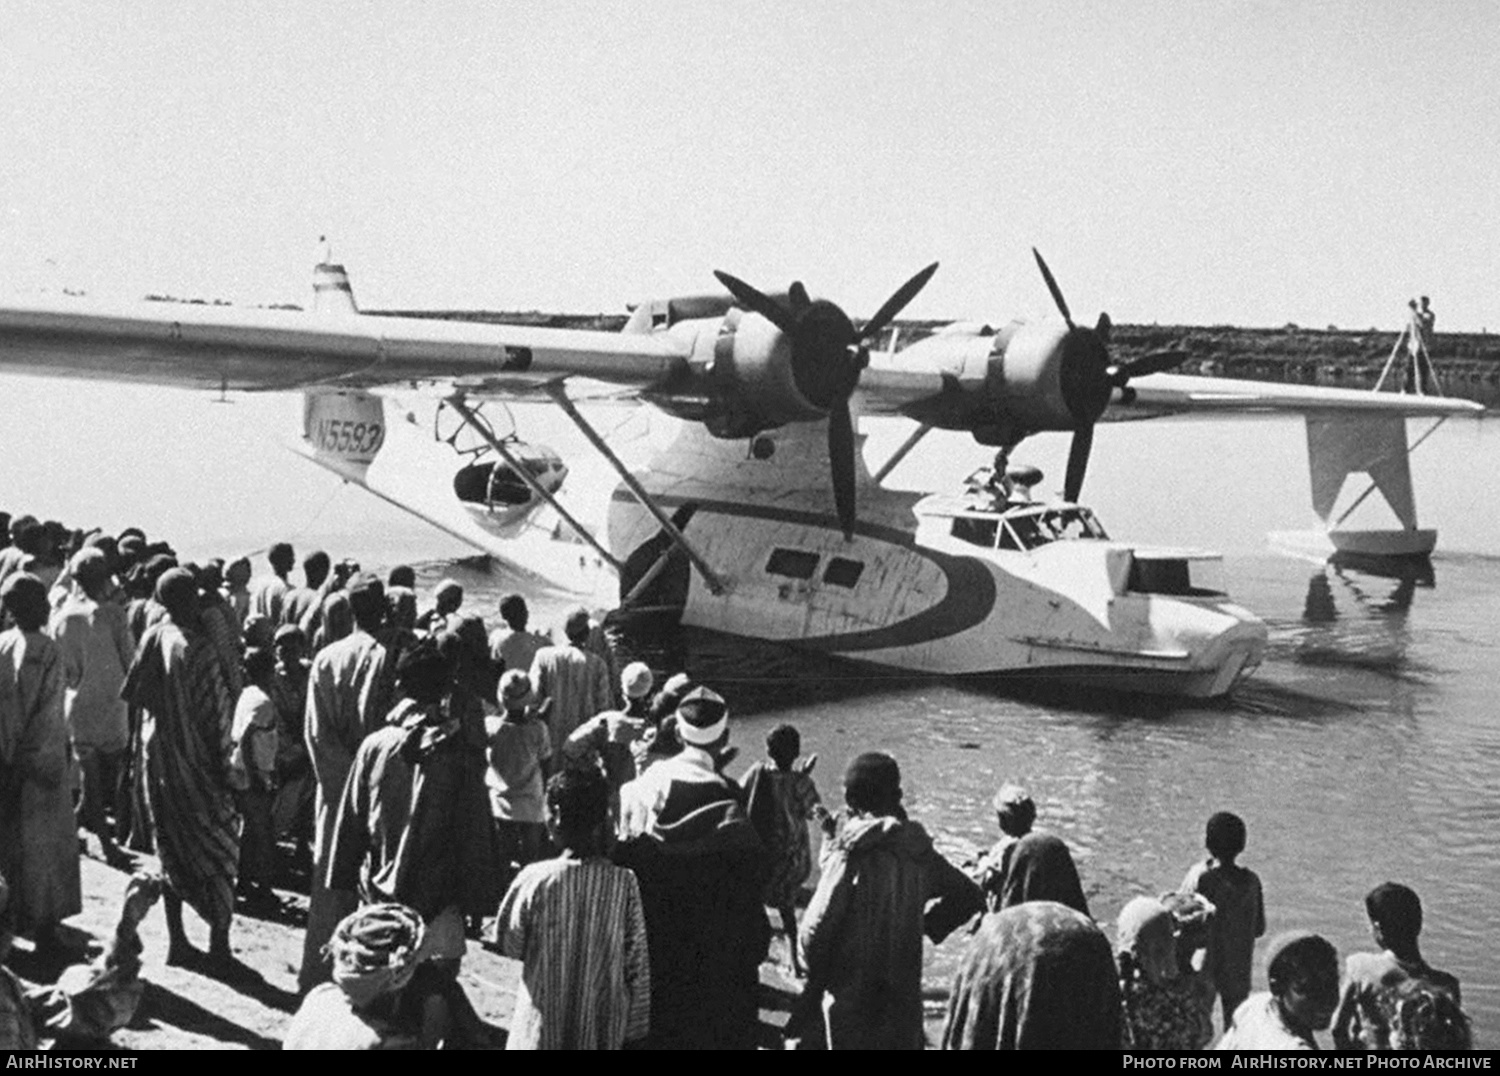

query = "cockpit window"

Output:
[[1004, 508, 1108, 550], [951, 517, 999, 548]]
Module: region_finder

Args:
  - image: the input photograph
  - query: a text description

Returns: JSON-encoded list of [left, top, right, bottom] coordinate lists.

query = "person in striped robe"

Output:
[[495, 766, 651, 1050], [120, 568, 241, 968]]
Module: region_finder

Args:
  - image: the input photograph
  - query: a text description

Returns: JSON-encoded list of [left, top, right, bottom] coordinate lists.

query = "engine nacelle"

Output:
[[898, 319, 1081, 444], [986, 320, 1077, 432], [646, 309, 828, 439]]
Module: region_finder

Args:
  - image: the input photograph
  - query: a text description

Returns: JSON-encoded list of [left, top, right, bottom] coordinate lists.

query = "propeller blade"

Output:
[[828, 399, 857, 540], [860, 261, 940, 343], [714, 271, 793, 332], [788, 281, 811, 311], [1095, 311, 1112, 345], [1032, 248, 1074, 330], [1063, 422, 1094, 503]]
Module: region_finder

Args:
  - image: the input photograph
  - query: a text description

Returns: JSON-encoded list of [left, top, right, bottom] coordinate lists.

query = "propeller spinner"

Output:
[[1031, 248, 1187, 502], [714, 263, 939, 540]]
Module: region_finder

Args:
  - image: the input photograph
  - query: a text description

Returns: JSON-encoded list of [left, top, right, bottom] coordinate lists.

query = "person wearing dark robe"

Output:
[[971, 782, 1034, 910], [195, 561, 244, 698], [942, 900, 1122, 1049], [283, 550, 330, 631], [995, 832, 1090, 917], [119, 568, 240, 967], [614, 687, 769, 1050], [799, 752, 983, 1050], [325, 639, 501, 1047], [269, 625, 313, 852], [415, 578, 463, 636], [0, 574, 81, 952]]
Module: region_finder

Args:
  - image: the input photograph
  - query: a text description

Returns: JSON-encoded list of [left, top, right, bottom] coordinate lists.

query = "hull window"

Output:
[[1128, 558, 1227, 597], [766, 548, 820, 580], [823, 557, 865, 588]]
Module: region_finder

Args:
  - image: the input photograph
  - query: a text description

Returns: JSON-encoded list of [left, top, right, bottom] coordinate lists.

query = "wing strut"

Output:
[[544, 383, 726, 596], [444, 394, 624, 574], [870, 422, 933, 485]]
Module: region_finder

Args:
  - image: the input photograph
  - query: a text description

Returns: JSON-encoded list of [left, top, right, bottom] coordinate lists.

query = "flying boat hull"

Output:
[[606, 424, 1267, 698]]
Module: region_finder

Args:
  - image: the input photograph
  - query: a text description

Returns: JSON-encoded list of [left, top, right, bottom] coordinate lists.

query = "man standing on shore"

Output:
[[298, 574, 392, 992], [50, 549, 135, 866], [615, 687, 769, 1049], [529, 609, 611, 753]]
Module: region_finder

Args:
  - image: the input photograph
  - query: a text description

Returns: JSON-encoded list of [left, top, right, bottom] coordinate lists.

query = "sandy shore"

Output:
[[12, 851, 818, 1050]]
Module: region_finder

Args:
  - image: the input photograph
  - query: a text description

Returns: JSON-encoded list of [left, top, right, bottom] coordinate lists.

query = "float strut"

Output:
[[545, 383, 726, 596], [444, 394, 623, 573]]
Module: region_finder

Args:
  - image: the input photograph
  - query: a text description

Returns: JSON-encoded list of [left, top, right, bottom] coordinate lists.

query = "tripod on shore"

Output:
[[1375, 299, 1443, 396]]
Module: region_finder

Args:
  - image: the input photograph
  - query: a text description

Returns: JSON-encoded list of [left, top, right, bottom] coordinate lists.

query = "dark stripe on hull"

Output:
[[611, 491, 998, 653]]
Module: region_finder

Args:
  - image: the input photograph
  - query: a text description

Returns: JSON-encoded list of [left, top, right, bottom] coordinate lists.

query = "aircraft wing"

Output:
[[0, 296, 687, 395], [1107, 372, 1484, 418]]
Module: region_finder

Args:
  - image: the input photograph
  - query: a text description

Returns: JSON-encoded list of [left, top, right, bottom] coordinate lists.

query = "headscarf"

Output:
[[1115, 895, 1174, 958], [942, 901, 1122, 1050], [997, 833, 1090, 917], [325, 903, 426, 1009]]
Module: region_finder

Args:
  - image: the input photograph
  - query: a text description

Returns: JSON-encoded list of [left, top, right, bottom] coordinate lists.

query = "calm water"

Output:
[[2, 377, 1496, 1044]]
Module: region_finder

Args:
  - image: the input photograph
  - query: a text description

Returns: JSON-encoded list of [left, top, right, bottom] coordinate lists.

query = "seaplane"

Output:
[[0, 249, 1481, 697]]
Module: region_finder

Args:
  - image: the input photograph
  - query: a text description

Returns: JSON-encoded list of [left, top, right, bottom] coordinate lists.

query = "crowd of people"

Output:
[[0, 511, 1476, 1050]]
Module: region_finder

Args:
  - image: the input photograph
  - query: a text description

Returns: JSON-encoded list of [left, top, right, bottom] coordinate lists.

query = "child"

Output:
[[740, 723, 830, 977], [495, 767, 651, 1050], [800, 753, 982, 1050], [230, 647, 279, 909], [1214, 932, 1339, 1050], [973, 782, 1036, 912], [1181, 811, 1266, 1025], [1330, 882, 1465, 1050], [485, 670, 554, 885]]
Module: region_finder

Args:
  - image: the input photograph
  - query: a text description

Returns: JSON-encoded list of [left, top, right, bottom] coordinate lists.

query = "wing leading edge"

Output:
[[0, 296, 687, 395], [1112, 371, 1483, 419]]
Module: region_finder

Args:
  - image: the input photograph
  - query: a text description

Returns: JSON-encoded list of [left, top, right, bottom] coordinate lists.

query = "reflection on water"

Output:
[[1290, 565, 1423, 680]]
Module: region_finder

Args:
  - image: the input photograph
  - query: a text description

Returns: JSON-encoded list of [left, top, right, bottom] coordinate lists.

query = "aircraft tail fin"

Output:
[[302, 391, 386, 475], [311, 238, 359, 314]]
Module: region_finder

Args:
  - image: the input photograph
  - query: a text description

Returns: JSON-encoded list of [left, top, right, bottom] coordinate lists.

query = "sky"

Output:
[[2, 0, 1497, 331]]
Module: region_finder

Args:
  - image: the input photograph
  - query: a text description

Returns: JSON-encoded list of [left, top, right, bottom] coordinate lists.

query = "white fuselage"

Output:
[[605, 421, 1266, 697]]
